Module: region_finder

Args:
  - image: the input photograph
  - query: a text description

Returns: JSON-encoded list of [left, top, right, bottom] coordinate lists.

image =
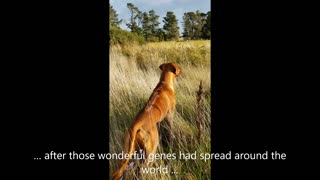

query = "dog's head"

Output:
[[159, 62, 181, 77]]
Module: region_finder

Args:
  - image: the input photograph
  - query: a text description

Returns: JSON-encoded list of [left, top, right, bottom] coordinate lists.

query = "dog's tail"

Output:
[[112, 127, 139, 180]]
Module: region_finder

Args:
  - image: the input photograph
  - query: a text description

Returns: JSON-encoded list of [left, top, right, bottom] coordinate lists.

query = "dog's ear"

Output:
[[159, 63, 166, 71], [170, 63, 181, 76]]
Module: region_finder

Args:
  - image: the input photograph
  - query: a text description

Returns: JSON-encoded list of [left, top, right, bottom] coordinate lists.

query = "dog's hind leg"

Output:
[[144, 127, 159, 166]]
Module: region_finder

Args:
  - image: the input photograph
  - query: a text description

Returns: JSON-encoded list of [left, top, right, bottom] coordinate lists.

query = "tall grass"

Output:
[[109, 40, 211, 179]]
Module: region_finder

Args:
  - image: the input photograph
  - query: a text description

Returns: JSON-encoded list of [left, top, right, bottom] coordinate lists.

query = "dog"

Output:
[[112, 62, 181, 180]]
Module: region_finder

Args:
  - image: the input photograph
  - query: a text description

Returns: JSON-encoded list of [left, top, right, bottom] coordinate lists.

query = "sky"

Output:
[[109, 0, 211, 34]]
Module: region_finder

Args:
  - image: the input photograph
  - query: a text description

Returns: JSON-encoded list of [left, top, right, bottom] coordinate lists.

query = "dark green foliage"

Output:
[[141, 10, 161, 42], [148, 10, 160, 36], [183, 11, 211, 40], [155, 29, 165, 41], [109, 4, 122, 27], [183, 12, 196, 39], [163, 11, 180, 41], [126, 3, 143, 35], [142, 12, 152, 40], [109, 26, 145, 46], [201, 11, 211, 39]]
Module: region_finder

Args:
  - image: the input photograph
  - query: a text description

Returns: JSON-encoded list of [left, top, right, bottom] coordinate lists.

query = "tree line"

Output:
[[110, 3, 211, 45]]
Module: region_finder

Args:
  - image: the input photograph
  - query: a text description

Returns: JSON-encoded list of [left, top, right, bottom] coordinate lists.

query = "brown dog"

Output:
[[112, 62, 181, 180]]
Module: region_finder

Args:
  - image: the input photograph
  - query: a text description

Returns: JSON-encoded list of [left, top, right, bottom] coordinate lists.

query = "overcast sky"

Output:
[[109, 0, 211, 33]]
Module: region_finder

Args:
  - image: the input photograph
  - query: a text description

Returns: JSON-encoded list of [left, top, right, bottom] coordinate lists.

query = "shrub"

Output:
[[109, 26, 145, 46]]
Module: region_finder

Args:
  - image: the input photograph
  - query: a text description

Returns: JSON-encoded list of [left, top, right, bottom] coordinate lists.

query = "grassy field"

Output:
[[109, 40, 211, 179]]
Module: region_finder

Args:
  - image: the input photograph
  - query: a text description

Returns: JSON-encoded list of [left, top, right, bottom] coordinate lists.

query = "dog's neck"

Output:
[[159, 72, 175, 88]]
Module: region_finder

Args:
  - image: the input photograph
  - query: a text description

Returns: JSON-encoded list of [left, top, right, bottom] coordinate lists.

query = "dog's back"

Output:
[[112, 63, 181, 180]]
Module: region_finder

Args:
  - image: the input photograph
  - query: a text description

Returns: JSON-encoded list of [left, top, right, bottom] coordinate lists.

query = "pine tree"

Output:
[[142, 12, 151, 40], [148, 10, 160, 36], [109, 4, 122, 27], [126, 3, 143, 35], [163, 11, 180, 41], [141, 10, 161, 41]]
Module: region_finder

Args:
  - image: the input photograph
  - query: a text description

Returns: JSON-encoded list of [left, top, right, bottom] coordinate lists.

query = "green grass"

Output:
[[109, 40, 211, 179]]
